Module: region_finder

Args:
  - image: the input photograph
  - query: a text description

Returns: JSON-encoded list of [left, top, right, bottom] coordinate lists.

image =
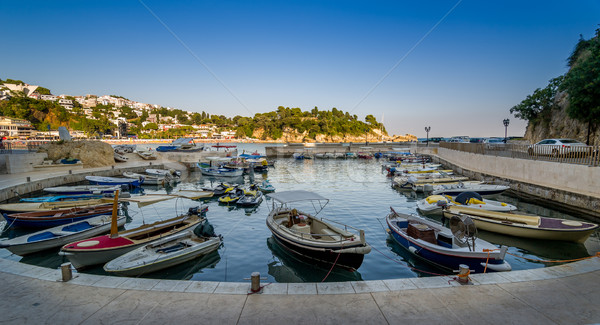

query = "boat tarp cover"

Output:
[[267, 190, 328, 204]]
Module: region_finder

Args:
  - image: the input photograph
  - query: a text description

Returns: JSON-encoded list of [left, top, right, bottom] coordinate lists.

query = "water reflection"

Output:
[[266, 237, 363, 282]]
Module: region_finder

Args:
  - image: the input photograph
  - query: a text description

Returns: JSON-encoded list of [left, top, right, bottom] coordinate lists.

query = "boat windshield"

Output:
[[267, 190, 329, 216]]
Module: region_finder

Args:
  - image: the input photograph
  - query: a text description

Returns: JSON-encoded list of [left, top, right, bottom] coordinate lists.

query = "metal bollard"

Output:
[[69, 169, 72, 174], [112, 165, 115, 169], [250, 272, 261, 292], [457, 264, 470, 284], [61, 262, 73, 282], [26, 177, 30, 182]]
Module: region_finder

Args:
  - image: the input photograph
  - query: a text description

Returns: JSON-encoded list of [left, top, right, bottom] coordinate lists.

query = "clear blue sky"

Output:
[[1, 0, 598, 138]]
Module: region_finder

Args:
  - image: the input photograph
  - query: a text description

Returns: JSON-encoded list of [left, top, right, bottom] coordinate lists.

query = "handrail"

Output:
[[439, 142, 599, 166]]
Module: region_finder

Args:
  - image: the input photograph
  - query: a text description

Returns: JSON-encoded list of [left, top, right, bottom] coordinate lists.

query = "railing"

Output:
[[440, 142, 600, 166], [0, 140, 51, 153]]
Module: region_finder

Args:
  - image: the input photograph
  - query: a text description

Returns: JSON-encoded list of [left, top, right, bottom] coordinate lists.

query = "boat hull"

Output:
[[104, 237, 221, 276], [3, 206, 114, 228]]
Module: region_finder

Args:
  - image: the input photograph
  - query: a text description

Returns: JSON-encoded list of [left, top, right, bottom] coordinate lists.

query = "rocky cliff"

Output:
[[524, 92, 598, 145], [37, 140, 115, 167]]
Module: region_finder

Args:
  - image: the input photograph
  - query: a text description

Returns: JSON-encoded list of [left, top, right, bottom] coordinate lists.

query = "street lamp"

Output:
[[424, 126, 431, 147], [364, 128, 368, 145], [503, 119, 510, 143]]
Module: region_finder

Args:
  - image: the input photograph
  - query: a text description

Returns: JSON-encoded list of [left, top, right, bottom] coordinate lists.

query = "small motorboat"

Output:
[[0, 214, 126, 256], [345, 152, 357, 159], [218, 188, 244, 204], [0, 198, 113, 214], [59, 206, 208, 269], [292, 152, 305, 160], [200, 167, 243, 177], [86, 176, 144, 187], [386, 207, 511, 273], [432, 183, 510, 196], [103, 220, 221, 276], [20, 194, 104, 203], [122, 171, 166, 186], [146, 168, 182, 179], [60, 158, 80, 164], [3, 204, 114, 228], [266, 190, 371, 270], [114, 151, 128, 162], [258, 180, 275, 193], [442, 206, 599, 243], [44, 185, 123, 195], [237, 190, 263, 206], [136, 149, 157, 160], [416, 192, 517, 215]]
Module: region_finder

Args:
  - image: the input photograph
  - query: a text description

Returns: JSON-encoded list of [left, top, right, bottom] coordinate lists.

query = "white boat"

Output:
[[200, 167, 243, 177], [44, 185, 123, 195], [417, 192, 517, 215], [86, 175, 144, 187], [432, 183, 510, 196], [122, 171, 166, 185], [0, 198, 113, 214], [136, 149, 157, 160], [145, 168, 182, 181], [0, 214, 126, 256], [266, 190, 371, 270], [114, 152, 128, 162], [103, 221, 221, 276]]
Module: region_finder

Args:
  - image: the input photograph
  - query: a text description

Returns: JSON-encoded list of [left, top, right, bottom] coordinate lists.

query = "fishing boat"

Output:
[[156, 138, 204, 152], [3, 204, 114, 228], [292, 152, 305, 160], [432, 183, 510, 196], [258, 180, 275, 193], [0, 198, 113, 214], [122, 171, 166, 185], [136, 149, 157, 160], [20, 194, 104, 203], [237, 190, 263, 206], [146, 168, 182, 178], [442, 206, 599, 243], [386, 207, 511, 273], [416, 192, 517, 215], [86, 176, 144, 187], [0, 214, 126, 256], [59, 205, 208, 269], [103, 220, 221, 276], [44, 185, 123, 195], [266, 190, 371, 270], [199, 167, 243, 177]]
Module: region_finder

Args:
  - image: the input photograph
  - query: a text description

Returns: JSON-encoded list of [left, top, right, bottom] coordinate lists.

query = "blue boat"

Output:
[[2, 204, 114, 228], [386, 207, 511, 273], [156, 145, 178, 152], [20, 194, 104, 203], [198, 166, 244, 177], [85, 176, 144, 187], [44, 185, 123, 195], [60, 158, 80, 164]]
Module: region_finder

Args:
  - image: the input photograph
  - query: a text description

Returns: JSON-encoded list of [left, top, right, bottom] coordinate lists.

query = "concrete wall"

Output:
[[4, 153, 48, 174]]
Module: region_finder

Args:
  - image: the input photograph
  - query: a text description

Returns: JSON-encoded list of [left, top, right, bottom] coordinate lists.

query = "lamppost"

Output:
[[364, 129, 368, 145], [503, 119, 510, 143], [424, 126, 431, 147]]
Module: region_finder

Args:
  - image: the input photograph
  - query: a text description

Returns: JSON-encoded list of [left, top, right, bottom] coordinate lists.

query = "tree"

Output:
[[560, 29, 600, 145], [510, 77, 563, 122], [36, 86, 52, 95]]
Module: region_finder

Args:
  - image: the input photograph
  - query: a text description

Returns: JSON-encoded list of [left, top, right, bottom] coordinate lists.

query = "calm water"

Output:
[[3, 143, 600, 282]]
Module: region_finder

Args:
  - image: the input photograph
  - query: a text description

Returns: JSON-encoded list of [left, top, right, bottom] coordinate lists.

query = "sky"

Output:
[[1, 0, 599, 138]]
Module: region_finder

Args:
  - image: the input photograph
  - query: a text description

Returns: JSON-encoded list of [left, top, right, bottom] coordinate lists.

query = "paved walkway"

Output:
[[1, 154, 600, 324]]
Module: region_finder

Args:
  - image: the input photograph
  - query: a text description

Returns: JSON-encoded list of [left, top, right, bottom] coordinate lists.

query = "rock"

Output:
[[37, 140, 115, 167]]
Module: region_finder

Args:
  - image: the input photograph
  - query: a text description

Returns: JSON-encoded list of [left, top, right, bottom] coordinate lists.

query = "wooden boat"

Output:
[[122, 171, 165, 185], [266, 190, 371, 270], [432, 183, 510, 196], [136, 149, 157, 160], [20, 194, 104, 203], [59, 205, 208, 269], [103, 221, 221, 276], [44, 185, 122, 195], [86, 176, 144, 187], [386, 207, 511, 273], [442, 206, 599, 243], [416, 192, 517, 215], [171, 190, 214, 200], [0, 198, 113, 214], [3, 204, 114, 228], [0, 214, 126, 256]]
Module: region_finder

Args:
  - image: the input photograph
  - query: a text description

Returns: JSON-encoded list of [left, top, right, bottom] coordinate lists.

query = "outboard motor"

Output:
[[193, 220, 216, 238], [188, 206, 199, 216]]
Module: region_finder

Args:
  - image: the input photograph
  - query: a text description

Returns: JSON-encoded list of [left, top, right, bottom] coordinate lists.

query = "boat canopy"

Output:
[[267, 190, 328, 204]]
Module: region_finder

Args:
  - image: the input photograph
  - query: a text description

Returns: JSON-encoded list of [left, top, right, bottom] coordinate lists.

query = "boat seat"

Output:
[[320, 229, 342, 241]]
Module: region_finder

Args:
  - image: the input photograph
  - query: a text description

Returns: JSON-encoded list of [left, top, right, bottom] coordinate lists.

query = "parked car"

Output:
[[527, 139, 590, 157], [483, 138, 505, 144]]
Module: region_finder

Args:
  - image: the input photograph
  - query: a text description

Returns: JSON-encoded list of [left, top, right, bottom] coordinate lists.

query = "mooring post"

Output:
[[250, 272, 261, 292], [26, 177, 30, 182], [61, 262, 72, 282], [457, 264, 470, 284]]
